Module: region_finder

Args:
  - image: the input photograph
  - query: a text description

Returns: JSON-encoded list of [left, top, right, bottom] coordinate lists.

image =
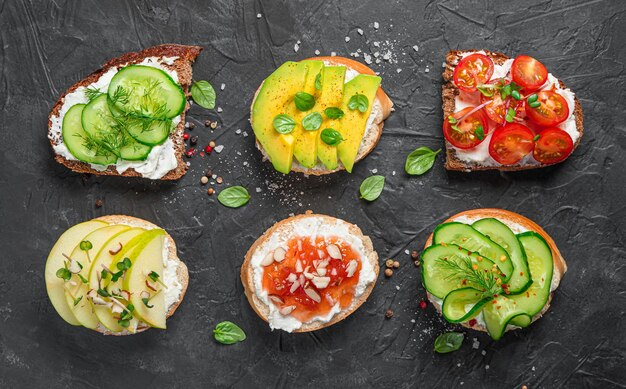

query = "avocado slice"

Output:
[[316, 66, 346, 170], [292, 60, 324, 168], [251, 61, 308, 174], [337, 74, 381, 172]]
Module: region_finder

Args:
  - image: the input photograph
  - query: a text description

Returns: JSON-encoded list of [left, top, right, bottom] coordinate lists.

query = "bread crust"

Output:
[[250, 57, 393, 175], [48, 44, 202, 180], [423, 208, 567, 334], [241, 211, 379, 332], [92, 215, 188, 335], [442, 49, 584, 172]]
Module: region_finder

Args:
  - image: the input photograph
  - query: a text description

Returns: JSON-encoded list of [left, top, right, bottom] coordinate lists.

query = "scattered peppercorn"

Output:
[[185, 149, 195, 158], [183, 133, 189, 140], [209, 140, 216, 148], [419, 300, 427, 310], [411, 250, 419, 259], [384, 268, 393, 277], [205, 169, 213, 178], [414, 260, 421, 267], [204, 120, 211, 127], [393, 260, 400, 269], [521, 386, 528, 389], [207, 188, 215, 196], [385, 309, 394, 319], [385, 259, 394, 268], [190, 135, 198, 146], [216, 177, 223, 184], [205, 145, 213, 153], [210, 121, 218, 129], [200, 176, 208, 185], [468, 318, 477, 327], [95, 199, 103, 208], [188, 122, 195, 129]]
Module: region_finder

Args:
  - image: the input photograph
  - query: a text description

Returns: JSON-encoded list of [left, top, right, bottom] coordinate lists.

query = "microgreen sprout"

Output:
[[148, 271, 168, 289], [505, 107, 516, 123], [80, 240, 93, 262], [73, 296, 83, 306], [56, 267, 71, 281]]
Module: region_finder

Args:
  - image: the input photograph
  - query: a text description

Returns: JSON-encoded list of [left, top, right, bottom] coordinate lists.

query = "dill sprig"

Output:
[[84, 87, 104, 103], [436, 254, 502, 296]]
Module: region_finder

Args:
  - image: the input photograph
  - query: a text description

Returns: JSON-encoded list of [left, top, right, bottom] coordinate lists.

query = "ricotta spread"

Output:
[[452, 52, 578, 166], [48, 56, 181, 179], [250, 216, 376, 332]]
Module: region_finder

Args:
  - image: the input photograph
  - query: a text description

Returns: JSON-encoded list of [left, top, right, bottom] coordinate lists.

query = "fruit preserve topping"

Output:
[[261, 236, 362, 323]]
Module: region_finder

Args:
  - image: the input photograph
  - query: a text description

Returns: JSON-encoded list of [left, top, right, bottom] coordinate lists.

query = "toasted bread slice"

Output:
[[251, 57, 393, 175], [442, 50, 584, 171], [241, 211, 379, 332], [48, 44, 202, 180], [92, 215, 188, 336], [423, 208, 567, 334]]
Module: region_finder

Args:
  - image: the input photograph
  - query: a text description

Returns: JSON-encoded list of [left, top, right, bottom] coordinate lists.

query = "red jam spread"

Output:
[[261, 236, 362, 323]]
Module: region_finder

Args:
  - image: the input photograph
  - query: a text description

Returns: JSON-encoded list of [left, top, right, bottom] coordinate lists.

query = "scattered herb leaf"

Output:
[[116, 257, 132, 271], [314, 72, 322, 91], [56, 268, 71, 281], [79, 240, 93, 251], [302, 112, 323, 131], [405, 147, 442, 175], [273, 114, 296, 134], [347, 93, 369, 113], [324, 107, 344, 119], [359, 175, 385, 201], [434, 332, 464, 353], [529, 101, 541, 108], [320, 128, 343, 146], [505, 108, 516, 123], [511, 90, 521, 100], [191, 80, 216, 109], [294, 92, 315, 111], [527, 94, 538, 104], [213, 321, 247, 345], [218, 186, 250, 208]]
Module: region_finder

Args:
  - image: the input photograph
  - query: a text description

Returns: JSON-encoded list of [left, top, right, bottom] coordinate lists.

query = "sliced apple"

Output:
[[65, 225, 132, 329], [45, 220, 107, 326], [124, 229, 167, 329]]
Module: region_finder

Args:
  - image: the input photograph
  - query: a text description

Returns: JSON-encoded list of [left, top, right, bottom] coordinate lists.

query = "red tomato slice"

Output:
[[443, 107, 489, 149], [488, 123, 535, 165], [511, 55, 548, 91], [533, 127, 574, 164], [526, 90, 570, 127], [453, 54, 494, 92]]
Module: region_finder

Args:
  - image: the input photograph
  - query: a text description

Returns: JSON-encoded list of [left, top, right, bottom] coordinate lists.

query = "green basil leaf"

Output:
[[434, 332, 464, 353], [294, 92, 315, 111], [217, 186, 250, 208], [213, 321, 247, 345], [191, 80, 216, 109], [273, 114, 296, 134], [347, 93, 369, 113], [320, 128, 343, 146], [324, 107, 344, 119], [359, 175, 385, 201], [302, 112, 323, 131], [314, 72, 322, 91], [404, 147, 442, 175]]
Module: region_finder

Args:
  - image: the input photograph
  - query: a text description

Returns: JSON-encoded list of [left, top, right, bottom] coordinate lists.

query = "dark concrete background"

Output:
[[1, 0, 625, 387]]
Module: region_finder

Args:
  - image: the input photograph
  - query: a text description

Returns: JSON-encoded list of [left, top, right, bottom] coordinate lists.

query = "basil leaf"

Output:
[[294, 92, 315, 111], [273, 114, 296, 134], [359, 175, 385, 201], [348, 93, 369, 113], [434, 332, 464, 353], [404, 147, 441, 175], [320, 128, 343, 146], [302, 112, 323, 131], [324, 107, 344, 119], [314, 72, 322, 91], [213, 321, 247, 345], [217, 186, 250, 208], [191, 80, 216, 109]]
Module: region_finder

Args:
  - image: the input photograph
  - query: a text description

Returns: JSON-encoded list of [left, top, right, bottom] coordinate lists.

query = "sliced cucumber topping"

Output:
[[62, 104, 117, 165], [421, 244, 502, 299], [442, 288, 491, 323], [472, 218, 532, 293], [107, 65, 185, 119], [109, 102, 173, 146], [482, 232, 553, 340], [433, 222, 514, 281]]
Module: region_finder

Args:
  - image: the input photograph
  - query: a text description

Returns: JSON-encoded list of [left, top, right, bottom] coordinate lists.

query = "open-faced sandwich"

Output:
[[44, 215, 188, 335], [442, 50, 583, 171], [241, 212, 379, 332], [421, 209, 566, 340], [250, 57, 393, 174], [48, 44, 202, 180]]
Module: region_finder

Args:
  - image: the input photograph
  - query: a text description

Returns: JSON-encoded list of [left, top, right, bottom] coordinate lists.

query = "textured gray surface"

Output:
[[1, 0, 625, 388]]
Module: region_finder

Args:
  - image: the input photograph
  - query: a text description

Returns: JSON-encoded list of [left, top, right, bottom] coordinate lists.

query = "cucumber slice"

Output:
[[483, 232, 554, 340], [433, 222, 514, 281], [109, 101, 173, 146], [472, 218, 532, 293], [107, 65, 185, 119], [421, 244, 499, 299], [62, 104, 117, 165], [442, 287, 491, 323], [509, 314, 532, 328], [118, 141, 152, 161]]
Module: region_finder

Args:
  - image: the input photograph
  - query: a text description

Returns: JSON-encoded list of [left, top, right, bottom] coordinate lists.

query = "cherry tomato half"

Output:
[[480, 81, 526, 124], [511, 55, 548, 91], [526, 90, 570, 127], [533, 127, 574, 164], [443, 107, 489, 149], [453, 54, 495, 92], [488, 123, 535, 165]]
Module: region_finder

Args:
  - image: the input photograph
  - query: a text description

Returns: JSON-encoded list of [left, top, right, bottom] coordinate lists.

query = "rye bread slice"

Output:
[[442, 50, 584, 172], [48, 44, 202, 180]]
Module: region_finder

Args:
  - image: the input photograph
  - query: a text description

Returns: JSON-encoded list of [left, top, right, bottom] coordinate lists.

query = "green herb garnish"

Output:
[[294, 92, 315, 111], [314, 72, 322, 91], [302, 112, 323, 131], [405, 147, 441, 175], [97, 288, 110, 298], [273, 114, 296, 134], [191, 80, 216, 109], [434, 332, 464, 353], [142, 298, 154, 308], [324, 107, 344, 119], [213, 321, 247, 345], [73, 296, 83, 306], [533, 134, 540, 141], [84, 87, 103, 102], [56, 267, 71, 281], [505, 108, 516, 123], [116, 257, 132, 271], [320, 128, 343, 146], [77, 274, 89, 284], [217, 186, 250, 208], [435, 255, 501, 297], [474, 126, 485, 140], [347, 93, 369, 113], [101, 269, 109, 280], [359, 175, 385, 201]]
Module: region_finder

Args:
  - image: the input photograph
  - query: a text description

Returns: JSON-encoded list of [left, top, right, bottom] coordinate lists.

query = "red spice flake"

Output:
[[199, 152, 205, 157], [419, 300, 427, 310], [468, 318, 477, 327], [185, 148, 195, 158]]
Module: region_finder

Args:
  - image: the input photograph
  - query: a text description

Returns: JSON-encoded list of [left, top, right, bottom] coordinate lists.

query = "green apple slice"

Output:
[[45, 219, 108, 326], [89, 228, 152, 332], [65, 225, 132, 329], [124, 229, 167, 329]]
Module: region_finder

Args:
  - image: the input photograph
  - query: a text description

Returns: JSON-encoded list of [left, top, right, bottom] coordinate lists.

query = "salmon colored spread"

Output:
[[262, 236, 362, 323]]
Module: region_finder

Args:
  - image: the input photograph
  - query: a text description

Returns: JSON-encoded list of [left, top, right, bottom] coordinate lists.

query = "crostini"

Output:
[[250, 57, 393, 174], [48, 44, 202, 180], [44, 215, 188, 335], [421, 209, 567, 340], [442, 50, 583, 171], [241, 212, 379, 332]]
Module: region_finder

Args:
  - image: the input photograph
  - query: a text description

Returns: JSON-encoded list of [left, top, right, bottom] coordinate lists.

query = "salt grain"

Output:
[[294, 40, 301, 52], [373, 41, 380, 47], [357, 28, 364, 35], [481, 350, 486, 356], [256, 13, 262, 18], [242, 131, 248, 137], [425, 68, 430, 73], [396, 68, 402, 73], [364, 53, 372, 64], [217, 107, 223, 112], [345, 36, 350, 42], [472, 338, 480, 349], [235, 129, 242, 134], [330, 52, 337, 57], [256, 187, 262, 193], [404, 249, 410, 255], [371, 168, 378, 174], [220, 83, 225, 91], [214, 145, 224, 153], [315, 49, 320, 55], [413, 45, 419, 52], [373, 22, 379, 29]]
